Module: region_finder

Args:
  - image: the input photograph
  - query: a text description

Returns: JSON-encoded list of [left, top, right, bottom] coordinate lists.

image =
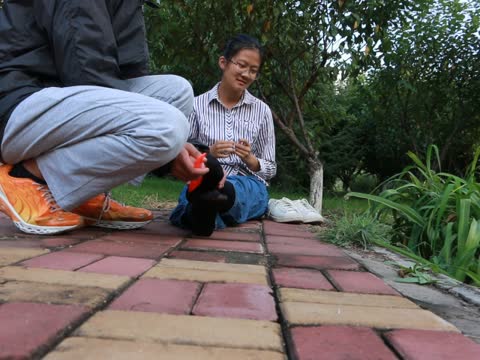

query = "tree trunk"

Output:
[[308, 158, 324, 214]]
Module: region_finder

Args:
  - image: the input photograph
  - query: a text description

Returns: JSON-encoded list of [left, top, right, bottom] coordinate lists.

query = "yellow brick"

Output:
[[143, 267, 268, 285], [0, 280, 111, 307], [156, 259, 267, 275], [280, 288, 418, 309], [144, 259, 268, 285], [46, 337, 285, 360], [0, 248, 49, 266], [282, 301, 459, 332], [0, 266, 130, 290], [75, 310, 283, 352]]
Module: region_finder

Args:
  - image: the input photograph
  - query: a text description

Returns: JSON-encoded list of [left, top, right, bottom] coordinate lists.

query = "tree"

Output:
[[146, 0, 409, 213], [363, 0, 480, 178], [320, 94, 371, 191]]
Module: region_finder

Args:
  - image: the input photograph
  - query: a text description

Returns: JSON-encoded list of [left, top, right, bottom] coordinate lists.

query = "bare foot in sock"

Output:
[[187, 154, 227, 236]]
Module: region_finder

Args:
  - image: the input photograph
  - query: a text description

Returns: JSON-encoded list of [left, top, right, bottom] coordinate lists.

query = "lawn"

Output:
[[111, 176, 367, 214]]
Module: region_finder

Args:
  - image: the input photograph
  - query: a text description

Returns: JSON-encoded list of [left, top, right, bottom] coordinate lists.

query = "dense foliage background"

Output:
[[145, 0, 479, 196]]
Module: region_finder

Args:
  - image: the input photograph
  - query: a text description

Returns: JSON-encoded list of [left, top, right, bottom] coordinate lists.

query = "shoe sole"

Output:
[[268, 214, 304, 223], [83, 218, 152, 230], [14, 221, 82, 235], [302, 218, 324, 224], [0, 187, 82, 235]]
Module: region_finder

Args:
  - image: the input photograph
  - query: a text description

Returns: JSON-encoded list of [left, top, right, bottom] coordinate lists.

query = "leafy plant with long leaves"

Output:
[[347, 145, 480, 285]]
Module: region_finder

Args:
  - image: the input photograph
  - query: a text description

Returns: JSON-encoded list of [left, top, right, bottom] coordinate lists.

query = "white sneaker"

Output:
[[292, 198, 324, 223], [268, 198, 303, 223]]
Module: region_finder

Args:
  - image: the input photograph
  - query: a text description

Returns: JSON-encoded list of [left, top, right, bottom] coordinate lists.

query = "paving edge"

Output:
[[346, 246, 480, 307]]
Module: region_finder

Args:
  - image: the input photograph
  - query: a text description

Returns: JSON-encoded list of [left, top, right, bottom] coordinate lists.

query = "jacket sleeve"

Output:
[[34, 0, 141, 90], [112, 0, 150, 78]]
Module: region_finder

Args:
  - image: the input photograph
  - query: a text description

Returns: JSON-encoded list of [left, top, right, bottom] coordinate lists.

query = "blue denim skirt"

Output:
[[169, 175, 268, 230]]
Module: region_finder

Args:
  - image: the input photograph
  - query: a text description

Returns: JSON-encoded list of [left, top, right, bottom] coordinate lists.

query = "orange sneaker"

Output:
[[72, 193, 153, 230], [0, 164, 84, 235]]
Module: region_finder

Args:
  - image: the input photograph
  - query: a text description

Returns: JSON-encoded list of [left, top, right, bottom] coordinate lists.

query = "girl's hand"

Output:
[[234, 139, 251, 160], [235, 139, 260, 171], [210, 140, 235, 158]]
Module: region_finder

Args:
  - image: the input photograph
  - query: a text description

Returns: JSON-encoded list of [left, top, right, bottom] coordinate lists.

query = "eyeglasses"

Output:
[[228, 59, 260, 80]]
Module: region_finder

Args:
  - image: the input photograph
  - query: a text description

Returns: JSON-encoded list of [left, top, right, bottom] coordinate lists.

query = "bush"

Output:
[[349, 173, 378, 193], [348, 145, 480, 286], [323, 212, 392, 249]]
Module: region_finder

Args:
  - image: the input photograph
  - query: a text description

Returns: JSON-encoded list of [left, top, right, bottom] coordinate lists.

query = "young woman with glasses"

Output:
[[170, 34, 277, 236]]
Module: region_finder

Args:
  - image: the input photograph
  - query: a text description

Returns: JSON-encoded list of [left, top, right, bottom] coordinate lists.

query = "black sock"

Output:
[[9, 163, 47, 185], [187, 154, 225, 202], [218, 181, 235, 213], [218, 181, 239, 226], [190, 201, 218, 236], [187, 154, 228, 236]]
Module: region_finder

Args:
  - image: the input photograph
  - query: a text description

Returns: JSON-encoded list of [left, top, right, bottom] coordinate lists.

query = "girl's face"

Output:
[[219, 48, 261, 93]]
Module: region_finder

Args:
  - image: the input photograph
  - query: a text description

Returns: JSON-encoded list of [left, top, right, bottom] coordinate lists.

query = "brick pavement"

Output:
[[1, 211, 480, 359]]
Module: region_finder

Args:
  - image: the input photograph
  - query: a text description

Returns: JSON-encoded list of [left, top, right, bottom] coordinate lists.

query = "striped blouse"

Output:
[[188, 83, 277, 184]]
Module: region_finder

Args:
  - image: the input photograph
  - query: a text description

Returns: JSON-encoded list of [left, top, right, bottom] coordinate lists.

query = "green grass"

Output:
[[111, 176, 184, 209], [111, 176, 368, 213]]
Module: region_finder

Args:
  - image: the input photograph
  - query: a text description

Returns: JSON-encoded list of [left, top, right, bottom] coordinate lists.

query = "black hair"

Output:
[[223, 34, 265, 65]]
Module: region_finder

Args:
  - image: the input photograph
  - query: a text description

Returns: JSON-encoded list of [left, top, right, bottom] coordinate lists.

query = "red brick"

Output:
[[267, 242, 345, 257], [183, 239, 262, 253], [66, 228, 110, 240], [291, 326, 397, 360], [0, 215, 22, 235], [168, 250, 227, 263], [193, 283, 277, 321], [0, 302, 87, 359], [231, 220, 262, 230], [385, 329, 480, 360], [40, 237, 82, 248], [67, 238, 179, 259], [276, 254, 361, 270], [273, 267, 335, 290], [100, 232, 182, 245], [109, 278, 200, 314], [21, 251, 104, 271], [133, 221, 190, 237], [192, 231, 261, 242], [327, 270, 399, 295], [265, 235, 325, 247], [263, 221, 315, 237], [78, 256, 156, 277]]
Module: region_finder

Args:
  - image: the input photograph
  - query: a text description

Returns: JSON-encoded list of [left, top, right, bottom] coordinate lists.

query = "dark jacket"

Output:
[[0, 0, 150, 145]]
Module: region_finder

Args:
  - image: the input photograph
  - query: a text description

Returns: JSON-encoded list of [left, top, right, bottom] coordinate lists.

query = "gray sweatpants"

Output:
[[1, 75, 192, 210]]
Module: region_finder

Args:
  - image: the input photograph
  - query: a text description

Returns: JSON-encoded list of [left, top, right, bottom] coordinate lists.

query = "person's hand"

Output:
[[235, 139, 260, 171], [210, 140, 235, 158], [170, 143, 209, 182], [234, 139, 252, 160]]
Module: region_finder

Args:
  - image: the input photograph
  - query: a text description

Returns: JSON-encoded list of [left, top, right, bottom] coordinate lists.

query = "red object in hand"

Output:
[[188, 153, 207, 192]]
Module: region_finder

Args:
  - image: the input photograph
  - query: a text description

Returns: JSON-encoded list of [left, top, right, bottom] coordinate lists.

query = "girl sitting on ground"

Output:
[[170, 34, 276, 236]]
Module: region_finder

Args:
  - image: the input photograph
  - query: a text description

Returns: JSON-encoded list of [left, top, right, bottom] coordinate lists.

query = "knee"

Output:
[[146, 107, 189, 162], [170, 76, 194, 117]]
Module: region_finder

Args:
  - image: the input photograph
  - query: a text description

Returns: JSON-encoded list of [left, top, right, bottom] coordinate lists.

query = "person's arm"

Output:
[[34, 0, 127, 90], [187, 107, 202, 143], [249, 108, 277, 180], [112, 0, 150, 78]]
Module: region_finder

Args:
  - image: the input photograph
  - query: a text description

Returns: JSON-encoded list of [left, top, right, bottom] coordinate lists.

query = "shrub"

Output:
[[324, 212, 393, 249], [349, 173, 378, 193], [347, 145, 480, 285]]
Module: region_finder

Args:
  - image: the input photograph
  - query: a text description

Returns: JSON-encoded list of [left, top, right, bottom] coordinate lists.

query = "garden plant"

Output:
[[347, 145, 480, 286]]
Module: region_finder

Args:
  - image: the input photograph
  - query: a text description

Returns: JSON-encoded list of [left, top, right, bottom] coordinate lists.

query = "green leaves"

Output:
[[395, 264, 437, 285], [348, 144, 480, 285], [324, 212, 393, 250]]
